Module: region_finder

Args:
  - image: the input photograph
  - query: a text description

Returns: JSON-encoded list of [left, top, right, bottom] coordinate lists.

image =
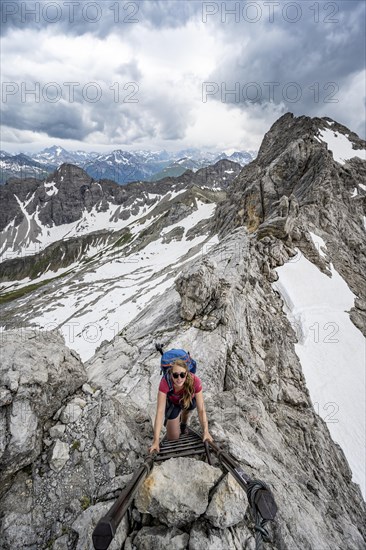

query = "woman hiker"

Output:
[[149, 359, 213, 453]]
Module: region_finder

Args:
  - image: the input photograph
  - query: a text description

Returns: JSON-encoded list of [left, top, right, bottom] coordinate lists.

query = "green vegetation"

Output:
[[45, 537, 56, 549], [71, 440, 81, 451], [0, 270, 71, 305], [27, 242, 70, 280], [112, 230, 132, 248], [0, 280, 50, 305], [80, 496, 91, 510]]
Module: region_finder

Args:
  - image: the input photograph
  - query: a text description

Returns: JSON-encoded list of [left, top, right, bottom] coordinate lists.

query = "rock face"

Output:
[[215, 113, 366, 334], [0, 114, 365, 550], [175, 257, 230, 328], [0, 159, 234, 279], [0, 330, 152, 549], [0, 159, 240, 234], [0, 329, 87, 494], [130, 525, 189, 550], [86, 230, 365, 549]]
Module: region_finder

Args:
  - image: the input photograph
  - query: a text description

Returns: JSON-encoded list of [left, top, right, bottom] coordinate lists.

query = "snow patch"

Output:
[[0, 196, 161, 261], [318, 129, 366, 165], [44, 181, 58, 197], [26, 201, 219, 363], [309, 231, 327, 258], [273, 237, 366, 497], [160, 201, 216, 236]]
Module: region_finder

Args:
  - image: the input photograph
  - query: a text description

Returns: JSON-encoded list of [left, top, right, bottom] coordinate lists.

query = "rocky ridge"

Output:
[[0, 114, 365, 549], [0, 159, 240, 264], [215, 113, 366, 333]]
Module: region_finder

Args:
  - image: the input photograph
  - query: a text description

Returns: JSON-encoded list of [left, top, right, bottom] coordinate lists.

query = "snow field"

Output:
[[273, 233, 366, 496]]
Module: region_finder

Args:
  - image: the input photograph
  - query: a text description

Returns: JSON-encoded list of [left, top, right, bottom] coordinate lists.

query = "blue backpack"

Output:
[[156, 345, 197, 394]]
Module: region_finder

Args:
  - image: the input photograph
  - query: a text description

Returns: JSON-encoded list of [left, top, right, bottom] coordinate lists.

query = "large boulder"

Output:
[[135, 457, 222, 527], [204, 474, 247, 528], [0, 329, 87, 493]]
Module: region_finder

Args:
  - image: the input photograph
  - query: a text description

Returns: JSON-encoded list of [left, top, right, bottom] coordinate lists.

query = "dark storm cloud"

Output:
[[1, 99, 100, 140], [202, 0, 365, 135], [0, 0, 201, 37], [1, 0, 365, 148], [0, 62, 191, 145]]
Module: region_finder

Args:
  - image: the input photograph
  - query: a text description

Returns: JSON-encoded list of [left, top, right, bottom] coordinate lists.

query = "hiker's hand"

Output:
[[203, 431, 213, 444], [149, 440, 160, 454]]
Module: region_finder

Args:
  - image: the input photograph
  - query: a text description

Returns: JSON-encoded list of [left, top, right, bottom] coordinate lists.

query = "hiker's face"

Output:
[[172, 368, 187, 387]]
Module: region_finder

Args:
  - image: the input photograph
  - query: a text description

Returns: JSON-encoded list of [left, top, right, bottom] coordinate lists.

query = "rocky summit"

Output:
[[0, 113, 365, 550]]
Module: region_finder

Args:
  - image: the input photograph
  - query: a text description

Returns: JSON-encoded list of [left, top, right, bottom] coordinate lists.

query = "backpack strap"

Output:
[[163, 371, 175, 427], [162, 368, 174, 396], [166, 371, 174, 395]]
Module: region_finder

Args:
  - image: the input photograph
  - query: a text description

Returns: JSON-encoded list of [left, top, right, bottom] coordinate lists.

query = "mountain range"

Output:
[[0, 113, 365, 550], [0, 146, 256, 185]]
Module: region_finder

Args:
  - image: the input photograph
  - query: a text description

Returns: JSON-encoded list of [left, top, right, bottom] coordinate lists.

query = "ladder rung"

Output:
[[159, 442, 205, 454], [160, 437, 200, 449], [155, 447, 206, 461]]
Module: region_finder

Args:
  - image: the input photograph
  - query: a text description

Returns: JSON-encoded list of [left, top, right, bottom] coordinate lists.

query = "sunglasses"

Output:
[[172, 372, 187, 379]]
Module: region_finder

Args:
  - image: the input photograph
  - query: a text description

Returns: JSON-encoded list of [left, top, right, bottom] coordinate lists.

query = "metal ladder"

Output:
[[92, 427, 277, 550], [155, 428, 212, 462]]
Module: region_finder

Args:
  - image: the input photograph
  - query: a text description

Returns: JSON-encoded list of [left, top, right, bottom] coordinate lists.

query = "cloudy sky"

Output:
[[1, 0, 365, 154]]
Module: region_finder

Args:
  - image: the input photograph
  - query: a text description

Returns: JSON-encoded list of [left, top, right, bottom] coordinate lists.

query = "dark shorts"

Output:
[[165, 396, 197, 423]]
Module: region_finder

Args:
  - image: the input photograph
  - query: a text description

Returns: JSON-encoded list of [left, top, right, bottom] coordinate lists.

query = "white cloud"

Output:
[[319, 69, 366, 139], [184, 99, 287, 151], [1, 1, 365, 153]]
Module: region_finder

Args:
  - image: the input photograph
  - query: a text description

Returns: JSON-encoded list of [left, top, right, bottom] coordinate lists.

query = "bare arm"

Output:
[[149, 391, 167, 452], [195, 391, 213, 442]]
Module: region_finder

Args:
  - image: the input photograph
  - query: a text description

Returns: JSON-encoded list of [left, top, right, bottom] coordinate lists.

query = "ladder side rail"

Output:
[[92, 456, 155, 550]]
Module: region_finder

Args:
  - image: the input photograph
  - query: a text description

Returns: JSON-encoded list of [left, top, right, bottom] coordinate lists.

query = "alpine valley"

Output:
[[0, 114, 365, 550]]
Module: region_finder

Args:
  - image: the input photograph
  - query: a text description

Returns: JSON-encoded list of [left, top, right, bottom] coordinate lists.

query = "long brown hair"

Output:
[[171, 359, 195, 409]]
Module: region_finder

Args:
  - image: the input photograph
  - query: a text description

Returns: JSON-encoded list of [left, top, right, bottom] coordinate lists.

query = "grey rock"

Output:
[[0, 329, 87, 493], [175, 257, 232, 329], [0, 388, 12, 406], [60, 403, 83, 424], [49, 424, 66, 439], [73, 397, 87, 408], [71, 501, 129, 550], [135, 457, 222, 527], [53, 534, 70, 549], [0, 471, 38, 548], [89, 447, 98, 459], [49, 439, 70, 472], [132, 525, 189, 549], [175, 257, 218, 320], [189, 519, 255, 550], [97, 474, 133, 499], [82, 383, 95, 395], [205, 474, 247, 528]]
